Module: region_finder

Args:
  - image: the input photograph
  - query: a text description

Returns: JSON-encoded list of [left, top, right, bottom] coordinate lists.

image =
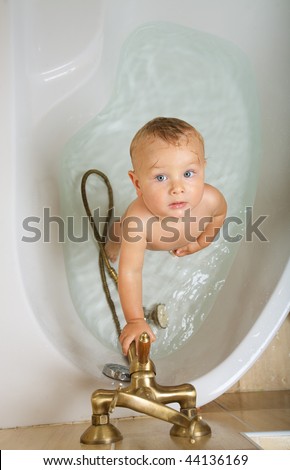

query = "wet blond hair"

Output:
[[130, 117, 204, 162]]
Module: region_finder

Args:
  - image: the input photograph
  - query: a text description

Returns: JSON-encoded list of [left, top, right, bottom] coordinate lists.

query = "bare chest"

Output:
[[145, 214, 208, 251]]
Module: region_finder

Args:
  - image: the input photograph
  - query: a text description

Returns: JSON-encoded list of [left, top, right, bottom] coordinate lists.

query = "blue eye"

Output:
[[184, 170, 194, 178], [156, 174, 167, 182]]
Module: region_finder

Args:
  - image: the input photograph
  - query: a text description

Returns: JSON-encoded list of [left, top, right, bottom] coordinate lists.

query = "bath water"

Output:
[[60, 23, 260, 358]]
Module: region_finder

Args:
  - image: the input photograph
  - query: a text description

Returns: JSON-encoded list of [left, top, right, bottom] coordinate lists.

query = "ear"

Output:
[[128, 170, 142, 196]]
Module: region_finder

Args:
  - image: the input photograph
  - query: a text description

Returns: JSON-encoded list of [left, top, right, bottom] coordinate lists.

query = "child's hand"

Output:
[[119, 319, 156, 356], [172, 241, 201, 257]]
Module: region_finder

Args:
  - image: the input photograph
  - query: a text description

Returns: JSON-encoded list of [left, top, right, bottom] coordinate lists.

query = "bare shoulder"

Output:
[[203, 184, 227, 216], [123, 197, 153, 222]]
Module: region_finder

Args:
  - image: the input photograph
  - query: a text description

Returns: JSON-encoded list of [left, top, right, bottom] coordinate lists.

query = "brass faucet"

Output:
[[80, 332, 211, 445]]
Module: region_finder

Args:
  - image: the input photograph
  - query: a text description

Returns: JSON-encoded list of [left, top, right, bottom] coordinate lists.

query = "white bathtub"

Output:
[[1, 0, 289, 428]]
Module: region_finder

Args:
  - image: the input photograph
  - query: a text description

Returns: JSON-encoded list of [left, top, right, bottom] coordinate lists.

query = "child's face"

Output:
[[129, 136, 205, 219]]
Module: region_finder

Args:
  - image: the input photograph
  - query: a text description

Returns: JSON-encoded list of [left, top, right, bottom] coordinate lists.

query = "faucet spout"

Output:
[[115, 389, 191, 429]]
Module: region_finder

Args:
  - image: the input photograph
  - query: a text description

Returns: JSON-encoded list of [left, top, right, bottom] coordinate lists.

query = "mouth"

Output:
[[168, 201, 187, 209]]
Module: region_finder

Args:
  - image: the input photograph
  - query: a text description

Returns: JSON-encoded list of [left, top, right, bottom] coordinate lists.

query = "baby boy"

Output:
[[105, 117, 227, 355]]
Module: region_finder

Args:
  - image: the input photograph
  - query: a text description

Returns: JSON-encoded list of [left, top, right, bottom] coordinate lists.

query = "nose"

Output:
[[170, 179, 185, 195]]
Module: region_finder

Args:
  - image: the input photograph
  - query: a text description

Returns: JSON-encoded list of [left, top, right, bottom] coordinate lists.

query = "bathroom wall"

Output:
[[229, 313, 290, 392]]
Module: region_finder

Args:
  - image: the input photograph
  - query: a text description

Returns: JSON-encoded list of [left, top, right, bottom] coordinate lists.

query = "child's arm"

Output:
[[174, 189, 227, 257], [118, 217, 156, 355]]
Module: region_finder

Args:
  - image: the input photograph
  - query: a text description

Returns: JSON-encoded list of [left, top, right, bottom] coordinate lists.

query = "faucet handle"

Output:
[[138, 332, 151, 364]]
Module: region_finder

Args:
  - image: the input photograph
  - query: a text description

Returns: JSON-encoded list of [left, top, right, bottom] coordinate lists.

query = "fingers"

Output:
[[119, 327, 156, 356], [119, 329, 132, 355], [169, 250, 178, 257], [150, 330, 156, 342], [174, 243, 198, 257], [173, 247, 189, 257], [121, 335, 134, 356]]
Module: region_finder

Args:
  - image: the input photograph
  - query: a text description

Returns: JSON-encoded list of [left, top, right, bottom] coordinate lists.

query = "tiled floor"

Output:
[[0, 391, 289, 450]]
